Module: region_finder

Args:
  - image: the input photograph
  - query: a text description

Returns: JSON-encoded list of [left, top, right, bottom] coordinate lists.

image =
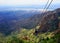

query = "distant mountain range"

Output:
[[0, 10, 41, 35]]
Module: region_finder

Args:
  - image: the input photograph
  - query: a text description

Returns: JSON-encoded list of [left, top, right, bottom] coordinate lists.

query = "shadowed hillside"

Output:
[[0, 10, 41, 35]]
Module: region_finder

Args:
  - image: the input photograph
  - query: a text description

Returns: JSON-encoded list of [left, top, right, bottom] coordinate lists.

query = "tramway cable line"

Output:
[[34, 0, 54, 34]]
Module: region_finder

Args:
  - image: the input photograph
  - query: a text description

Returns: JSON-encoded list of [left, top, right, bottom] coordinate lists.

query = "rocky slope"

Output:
[[35, 8, 60, 34]]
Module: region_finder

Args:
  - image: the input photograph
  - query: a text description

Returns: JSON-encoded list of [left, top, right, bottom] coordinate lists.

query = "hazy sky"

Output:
[[0, 0, 60, 9]]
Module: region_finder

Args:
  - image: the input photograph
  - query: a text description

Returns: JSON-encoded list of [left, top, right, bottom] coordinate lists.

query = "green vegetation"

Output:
[[0, 28, 59, 43]]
